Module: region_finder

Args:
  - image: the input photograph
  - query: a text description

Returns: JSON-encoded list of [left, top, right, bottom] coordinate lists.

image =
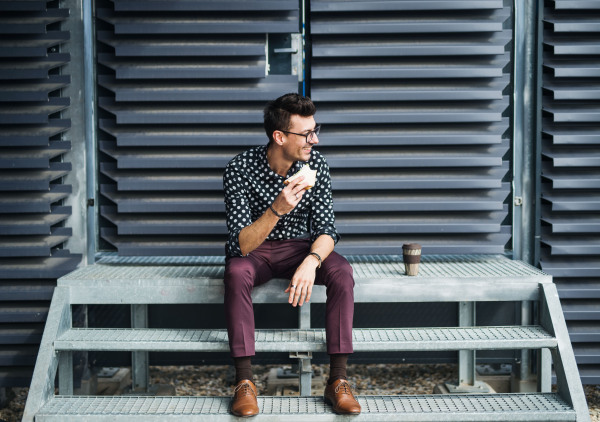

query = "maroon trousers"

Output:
[[224, 238, 355, 358]]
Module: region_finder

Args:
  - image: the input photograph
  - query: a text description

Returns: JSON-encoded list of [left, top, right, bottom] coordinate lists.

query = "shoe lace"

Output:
[[334, 380, 354, 397], [234, 382, 256, 397]]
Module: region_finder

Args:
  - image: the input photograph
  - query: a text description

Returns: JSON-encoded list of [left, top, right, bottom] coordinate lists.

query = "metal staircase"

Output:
[[23, 255, 590, 421]]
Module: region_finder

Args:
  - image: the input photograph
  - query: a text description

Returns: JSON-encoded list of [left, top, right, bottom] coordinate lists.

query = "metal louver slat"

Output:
[[541, 1, 600, 384], [310, 0, 512, 254], [97, 0, 300, 255], [0, 2, 80, 387]]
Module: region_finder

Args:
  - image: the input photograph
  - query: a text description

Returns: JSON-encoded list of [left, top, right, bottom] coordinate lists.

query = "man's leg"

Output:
[[224, 250, 272, 417], [316, 252, 361, 415], [223, 253, 272, 359], [314, 251, 355, 359], [277, 244, 356, 381]]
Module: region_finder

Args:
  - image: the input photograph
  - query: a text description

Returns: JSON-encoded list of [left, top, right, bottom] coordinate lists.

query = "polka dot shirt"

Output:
[[223, 145, 340, 257]]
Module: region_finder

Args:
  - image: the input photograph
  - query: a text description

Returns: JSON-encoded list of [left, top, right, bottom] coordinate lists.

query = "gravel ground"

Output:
[[2, 364, 599, 421]]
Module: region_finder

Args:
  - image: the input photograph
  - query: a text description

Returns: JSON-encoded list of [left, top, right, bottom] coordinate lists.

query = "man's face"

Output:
[[280, 114, 319, 163]]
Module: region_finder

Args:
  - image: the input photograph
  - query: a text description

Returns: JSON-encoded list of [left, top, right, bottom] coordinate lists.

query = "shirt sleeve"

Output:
[[310, 156, 340, 244], [223, 162, 252, 257]]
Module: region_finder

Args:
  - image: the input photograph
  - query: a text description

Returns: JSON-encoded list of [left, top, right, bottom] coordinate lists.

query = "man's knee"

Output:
[[224, 258, 257, 290], [322, 254, 354, 289]]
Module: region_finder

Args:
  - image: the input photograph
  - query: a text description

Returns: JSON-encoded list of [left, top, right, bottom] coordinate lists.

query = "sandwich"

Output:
[[284, 164, 317, 190]]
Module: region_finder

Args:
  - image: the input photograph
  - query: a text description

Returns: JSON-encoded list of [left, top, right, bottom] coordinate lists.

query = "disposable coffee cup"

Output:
[[402, 243, 422, 276]]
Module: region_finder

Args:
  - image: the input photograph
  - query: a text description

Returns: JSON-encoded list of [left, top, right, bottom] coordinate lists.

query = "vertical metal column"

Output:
[[296, 304, 312, 396], [58, 352, 74, 395], [58, 0, 87, 396], [83, 0, 98, 265], [513, 0, 541, 389], [57, 301, 74, 395], [131, 304, 149, 392], [458, 301, 476, 386], [446, 301, 490, 393], [518, 300, 536, 390], [512, 0, 541, 266], [538, 348, 552, 392]]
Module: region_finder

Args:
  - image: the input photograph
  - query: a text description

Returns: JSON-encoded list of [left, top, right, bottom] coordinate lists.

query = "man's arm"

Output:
[[285, 234, 335, 307], [238, 176, 309, 256]]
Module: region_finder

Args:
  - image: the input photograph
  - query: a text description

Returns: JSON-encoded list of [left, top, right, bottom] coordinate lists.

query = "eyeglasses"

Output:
[[279, 124, 321, 143]]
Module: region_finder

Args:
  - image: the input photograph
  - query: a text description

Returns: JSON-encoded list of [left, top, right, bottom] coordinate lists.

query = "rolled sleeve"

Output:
[[223, 164, 251, 257], [310, 158, 340, 244]]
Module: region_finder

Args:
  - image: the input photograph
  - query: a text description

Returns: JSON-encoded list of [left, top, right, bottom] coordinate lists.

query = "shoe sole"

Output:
[[230, 410, 259, 418], [323, 396, 361, 415]]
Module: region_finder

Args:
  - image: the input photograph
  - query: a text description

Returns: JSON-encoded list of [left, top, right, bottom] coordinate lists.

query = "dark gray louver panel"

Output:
[[309, 0, 512, 254], [541, 1, 600, 384], [97, 0, 300, 255], [0, 0, 80, 387]]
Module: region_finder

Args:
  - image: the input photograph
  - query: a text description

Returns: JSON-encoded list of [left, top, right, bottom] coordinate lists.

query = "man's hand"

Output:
[[270, 176, 309, 216], [285, 254, 320, 307]]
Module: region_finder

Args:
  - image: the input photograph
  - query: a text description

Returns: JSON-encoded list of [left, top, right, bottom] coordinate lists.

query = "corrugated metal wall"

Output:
[[2, 0, 597, 388], [96, 0, 300, 255], [98, 0, 513, 256], [541, 0, 600, 384], [0, 0, 80, 387], [310, 0, 512, 255]]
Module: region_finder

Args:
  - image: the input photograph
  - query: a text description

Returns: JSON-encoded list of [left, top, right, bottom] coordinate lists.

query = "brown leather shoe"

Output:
[[231, 379, 259, 417], [324, 379, 361, 415]]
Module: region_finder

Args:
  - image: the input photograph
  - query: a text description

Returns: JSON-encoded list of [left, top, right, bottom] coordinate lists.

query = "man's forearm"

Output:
[[306, 234, 335, 267], [238, 208, 280, 256]]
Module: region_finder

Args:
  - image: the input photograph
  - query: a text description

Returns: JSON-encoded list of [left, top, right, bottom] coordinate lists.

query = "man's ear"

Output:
[[273, 130, 285, 146]]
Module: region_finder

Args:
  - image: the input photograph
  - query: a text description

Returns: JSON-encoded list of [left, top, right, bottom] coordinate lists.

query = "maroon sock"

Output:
[[328, 353, 348, 385], [234, 356, 253, 383]]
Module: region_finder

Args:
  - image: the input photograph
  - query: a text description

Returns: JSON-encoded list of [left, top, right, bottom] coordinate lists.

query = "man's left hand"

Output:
[[285, 257, 319, 307]]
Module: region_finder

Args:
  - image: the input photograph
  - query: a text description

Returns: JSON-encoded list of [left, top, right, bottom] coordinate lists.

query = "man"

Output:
[[222, 93, 361, 417]]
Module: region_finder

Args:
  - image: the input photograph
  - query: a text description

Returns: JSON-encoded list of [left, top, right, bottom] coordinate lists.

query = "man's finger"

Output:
[[288, 285, 297, 303], [293, 286, 303, 306]]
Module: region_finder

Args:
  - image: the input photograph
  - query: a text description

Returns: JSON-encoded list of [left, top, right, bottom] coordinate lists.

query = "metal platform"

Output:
[[58, 254, 551, 304], [54, 326, 557, 352], [35, 394, 576, 422], [23, 255, 591, 421]]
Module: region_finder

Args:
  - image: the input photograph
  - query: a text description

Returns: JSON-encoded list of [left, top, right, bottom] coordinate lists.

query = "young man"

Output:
[[222, 93, 360, 417]]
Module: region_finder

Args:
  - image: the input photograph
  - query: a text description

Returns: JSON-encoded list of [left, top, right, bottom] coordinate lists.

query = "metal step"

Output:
[[35, 393, 576, 421], [54, 326, 557, 352]]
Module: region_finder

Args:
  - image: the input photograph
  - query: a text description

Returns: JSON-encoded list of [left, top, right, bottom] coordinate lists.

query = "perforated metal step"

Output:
[[35, 394, 576, 421], [54, 326, 557, 352], [64, 254, 550, 283]]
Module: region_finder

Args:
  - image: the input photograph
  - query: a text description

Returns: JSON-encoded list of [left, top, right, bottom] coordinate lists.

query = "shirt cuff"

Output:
[[226, 228, 244, 257], [312, 229, 340, 245]]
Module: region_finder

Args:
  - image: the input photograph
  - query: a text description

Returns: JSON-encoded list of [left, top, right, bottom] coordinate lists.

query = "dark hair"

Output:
[[263, 93, 316, 144]]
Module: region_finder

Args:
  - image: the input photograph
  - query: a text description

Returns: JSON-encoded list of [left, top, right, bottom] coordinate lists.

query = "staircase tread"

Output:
[[54, 326, 557, 352], [36, 393, 576, 421]]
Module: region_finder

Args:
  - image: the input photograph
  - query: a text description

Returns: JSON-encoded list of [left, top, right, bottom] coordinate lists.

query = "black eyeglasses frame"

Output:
[[279, 124, 321, 143]]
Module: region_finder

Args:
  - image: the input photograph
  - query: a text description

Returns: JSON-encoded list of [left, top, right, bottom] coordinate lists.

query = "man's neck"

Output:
[[266, 144, 293, 177]]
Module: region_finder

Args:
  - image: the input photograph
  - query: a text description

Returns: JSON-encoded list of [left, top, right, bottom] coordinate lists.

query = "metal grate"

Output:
[[55, 326, 557, 352], [62, 255, 548, 284], [37, 394, 575, 420]]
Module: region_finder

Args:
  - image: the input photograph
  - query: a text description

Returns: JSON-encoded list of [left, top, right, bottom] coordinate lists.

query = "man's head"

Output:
[[264, 93, 316, 145]]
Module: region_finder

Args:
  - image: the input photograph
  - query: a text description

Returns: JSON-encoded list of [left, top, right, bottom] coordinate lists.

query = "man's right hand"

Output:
[[239, 175, 309, 256], [271, 175, 309, 216]]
